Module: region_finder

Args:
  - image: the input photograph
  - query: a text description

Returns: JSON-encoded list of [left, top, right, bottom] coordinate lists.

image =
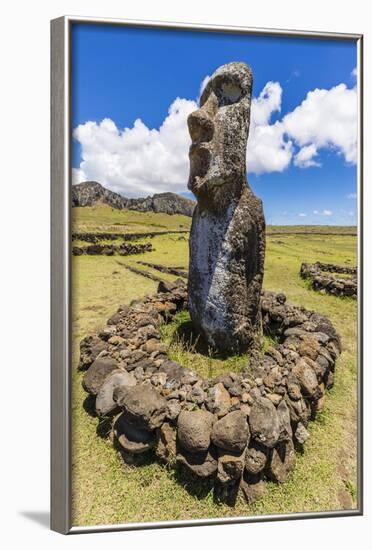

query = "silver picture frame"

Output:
[[51, 15, 363, 534]]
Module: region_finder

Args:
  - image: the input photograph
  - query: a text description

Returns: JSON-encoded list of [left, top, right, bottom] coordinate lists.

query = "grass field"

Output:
[[71, 206, 358, 526]]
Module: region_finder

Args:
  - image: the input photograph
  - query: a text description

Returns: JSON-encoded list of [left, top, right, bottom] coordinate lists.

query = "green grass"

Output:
[[72, 204, 192, 234], [160, 310, 277, 380], [266, 225, 356, 235], [160, 310, 248, 379], [71, 208, 358, 526]]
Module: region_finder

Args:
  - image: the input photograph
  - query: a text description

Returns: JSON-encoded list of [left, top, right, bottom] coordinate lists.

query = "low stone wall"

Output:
[[300, 262, 357, 298], [72, 230, 189, 243], [72, 242, 152, 256], [79, 279, 341, 504]]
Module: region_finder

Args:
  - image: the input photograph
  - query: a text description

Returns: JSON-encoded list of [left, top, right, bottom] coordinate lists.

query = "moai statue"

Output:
[[187, 62, 266, 353]]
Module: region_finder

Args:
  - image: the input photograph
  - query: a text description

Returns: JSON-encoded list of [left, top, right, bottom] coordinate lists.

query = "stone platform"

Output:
[[79, 278, 341, 504], [300, 261, 357, 298]]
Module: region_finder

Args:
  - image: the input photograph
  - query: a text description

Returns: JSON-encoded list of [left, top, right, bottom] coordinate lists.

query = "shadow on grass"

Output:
[[83, 394, 97, 417], [172, 464, 215, 500], [173, 464, 240, 506]]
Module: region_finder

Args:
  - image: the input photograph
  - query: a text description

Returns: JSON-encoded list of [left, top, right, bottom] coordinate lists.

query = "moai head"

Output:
[[187, 62, 253, 211]]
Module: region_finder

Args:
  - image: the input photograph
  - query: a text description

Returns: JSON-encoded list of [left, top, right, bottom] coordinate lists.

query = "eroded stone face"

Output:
[[187, 62, 266, 353]]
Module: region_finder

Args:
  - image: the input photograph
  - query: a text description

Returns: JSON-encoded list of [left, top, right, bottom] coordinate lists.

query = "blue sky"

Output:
[[71, 23, 358, 225]]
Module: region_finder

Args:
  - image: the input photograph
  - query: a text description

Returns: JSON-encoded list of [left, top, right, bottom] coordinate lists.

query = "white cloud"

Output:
[[282, 84, 357, 164], [313, 209, 333, 216], [73, 76, 358, 196], [347, 192, 357, 199], [294, 144, 320, 168], [352, 67, 357, 78], [72, 168, 87, 184], [247, 81, 293, 174], [73, 98, 197, 197], [298, 213, 307, 217]]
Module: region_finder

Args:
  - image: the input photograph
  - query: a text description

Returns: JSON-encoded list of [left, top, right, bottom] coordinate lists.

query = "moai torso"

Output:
[[187, 62, 266, 353]]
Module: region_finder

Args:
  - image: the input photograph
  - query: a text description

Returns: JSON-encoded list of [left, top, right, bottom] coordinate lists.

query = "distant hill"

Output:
[[72, 181, 195, 217]]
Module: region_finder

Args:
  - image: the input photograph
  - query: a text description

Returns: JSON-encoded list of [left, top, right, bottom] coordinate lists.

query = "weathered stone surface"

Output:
[[177, 446, 218, 478], [217, 449, 246, 484], [78, 335, 107, 370], [113, 384, 167, 430], [159, 360, 187, 382], [96, 370, 136, 416], [205, 383, 231, 417], [277, 399, 293, 441], [166, 399, 182, 421], [249, 397, 280, 448], [177, 410, 214, 452], [268, 439, 296, 483], [292, 358, 319, 398], [298, 336, 321, 360], [211, 410, 250, 453], [294, 422, 310, 444], [155, 422, 177, 465], [114, 413, 156, 454], [82, 357, 119, 395], [245, 441, 269, 474], [240, 476, 266, 504], [187, 61, 265, 353]]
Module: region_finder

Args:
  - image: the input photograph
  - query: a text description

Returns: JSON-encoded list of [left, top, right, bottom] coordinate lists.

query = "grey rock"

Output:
[[159, 360, 187, 382], [249, 396, 280, 448], [211, 410, 250, 453], [113, 384, 167, 430], [285, 396, 311, 426], [240, 476, 266, 504], [188, 386, 206, 404], [95, 370, 136, 416], [177, 410, 214, 452], [82, 356, 119, 395], [78, 335, 107, 370], [294, 422, 310, 444], [187, 62, 265, 354], [244, 441, 269, 475], [177, 446, 218, 478], [205, 383, 231, 417], [155, 422, 177, 465], [166, 399, 182, 421], [217, 449, 246, 484], [292, 358, 319, 398], [114, 413, 156, 454], [277, 399, 293, 441], [268, 439, 296, 483]]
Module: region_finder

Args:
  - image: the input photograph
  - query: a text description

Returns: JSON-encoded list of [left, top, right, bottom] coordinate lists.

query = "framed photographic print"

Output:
[[51, 15, 363, 534]]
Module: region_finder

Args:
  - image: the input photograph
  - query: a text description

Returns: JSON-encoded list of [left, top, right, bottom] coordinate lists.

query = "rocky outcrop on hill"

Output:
[[72, 181, 195, 217], [129, 192, 195, 217], [72, 181, 128, 209]]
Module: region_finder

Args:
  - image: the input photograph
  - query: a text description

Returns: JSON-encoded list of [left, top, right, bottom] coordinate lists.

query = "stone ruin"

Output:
[[72, 242, 152, 257], [300, 261, 357, 299], [188, 62, 265, 354], [79, 279, 340, 504], [78, 62, 342, 505]]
